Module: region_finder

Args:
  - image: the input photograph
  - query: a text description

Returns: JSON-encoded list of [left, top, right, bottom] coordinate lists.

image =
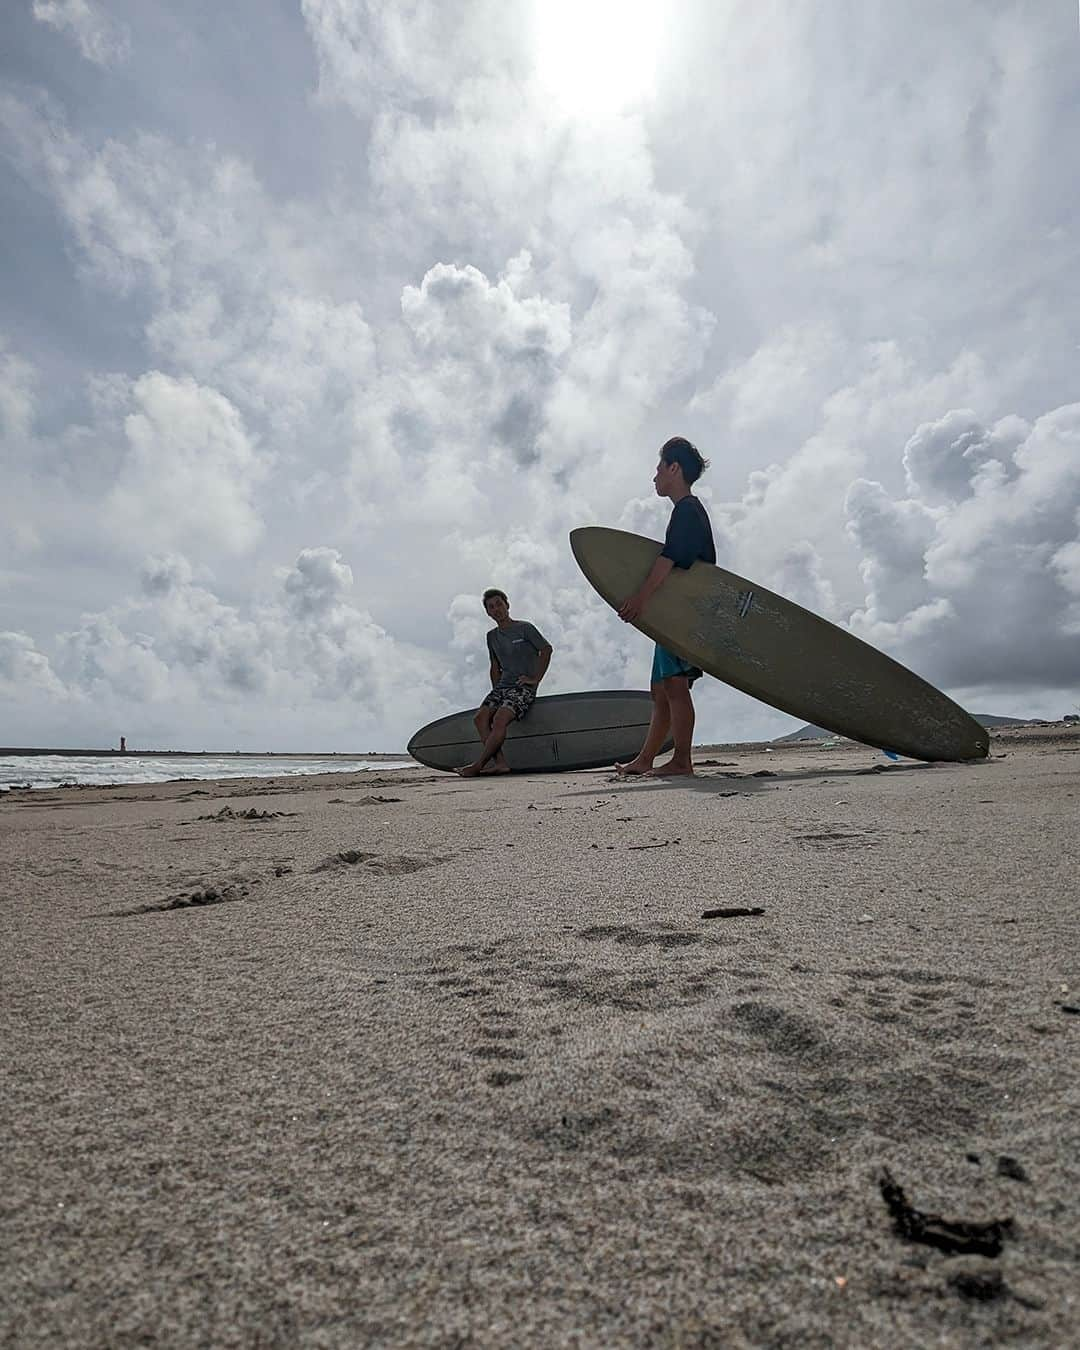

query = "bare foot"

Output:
[[480, 762, 511, 775], [456, 764, 483, 777], [648, 762, 694, 778], [615, 760, 653, 777]]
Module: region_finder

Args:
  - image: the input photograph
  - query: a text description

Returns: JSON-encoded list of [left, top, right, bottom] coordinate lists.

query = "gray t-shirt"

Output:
[[487, 621, 550, 688]]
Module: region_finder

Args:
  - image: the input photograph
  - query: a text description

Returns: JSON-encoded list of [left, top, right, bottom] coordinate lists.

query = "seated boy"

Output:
[[457, 588, 553, 777]]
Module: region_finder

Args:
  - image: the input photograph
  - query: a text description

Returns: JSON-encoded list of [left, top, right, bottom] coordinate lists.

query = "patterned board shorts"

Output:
[[482, 684, 537, 721]]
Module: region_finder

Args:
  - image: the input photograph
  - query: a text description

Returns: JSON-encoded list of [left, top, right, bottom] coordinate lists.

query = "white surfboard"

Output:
[[570, 527, 988, 762]]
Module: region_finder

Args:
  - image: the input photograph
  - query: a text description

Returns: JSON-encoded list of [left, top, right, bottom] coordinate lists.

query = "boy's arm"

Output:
[[618, 556, 674, 622], [485, 633, 500, 687], [518, 645, 553, 687]]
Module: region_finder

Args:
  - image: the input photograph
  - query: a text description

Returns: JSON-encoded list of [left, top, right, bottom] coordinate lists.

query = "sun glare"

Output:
[[533, 0, 662, 117]]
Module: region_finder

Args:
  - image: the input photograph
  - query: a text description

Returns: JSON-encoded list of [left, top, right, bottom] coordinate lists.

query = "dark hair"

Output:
[[660, 436, 709, 485], [482, 588, 508, 610]]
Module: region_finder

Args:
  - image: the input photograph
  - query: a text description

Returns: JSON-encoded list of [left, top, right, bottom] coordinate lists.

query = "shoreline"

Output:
[[5, 718, 1076, 762], [0, 747, 409, 760], [2, 721, 1075, 786], [4, 718, 1074, 772]]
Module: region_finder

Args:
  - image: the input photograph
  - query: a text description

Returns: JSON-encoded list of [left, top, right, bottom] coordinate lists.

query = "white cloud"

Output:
[[57, 612, 171, 704], [40, 548, 452, 747], [0, 339, 36, 445], [399, 254, 571, 470], [902, 409, 1029, 506], [0, 631, 67, 700], [139, 553, 194, 598], [282, 547, 354, 622], [31, 0, 130, 67], [0, 341, 43, 558], [691, 321, 847, 442], [281, 550, 436, 710], [0, 98, 378, 447], [845, 479, 940, 624], [714, 343, 992, 605], [304, 0, 713, 487], [843, 404, 1080, 689], [106, 373, 267, 556], [1053, 536, 1080, 636], [302, 0, 522, 111]]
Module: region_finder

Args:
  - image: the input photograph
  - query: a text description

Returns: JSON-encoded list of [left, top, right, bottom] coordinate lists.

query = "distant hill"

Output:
[[972, 714, 1048, 728], [774, 714, 1042, 743]]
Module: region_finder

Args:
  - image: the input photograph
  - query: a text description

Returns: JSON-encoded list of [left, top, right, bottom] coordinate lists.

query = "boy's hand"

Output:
[[619, 557, 673, 621]]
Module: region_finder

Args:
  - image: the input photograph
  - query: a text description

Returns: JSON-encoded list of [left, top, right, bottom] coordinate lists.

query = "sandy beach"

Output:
[[2, 725, 1078, 1347]]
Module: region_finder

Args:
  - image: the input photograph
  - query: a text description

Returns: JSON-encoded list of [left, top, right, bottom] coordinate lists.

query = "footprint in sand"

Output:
[[794, 829, 878, 850], [91, 856, 295, 917], [576, 923, 701, 950], [427, 945, 530, 1087], [843, 967, 998, 1042], [97, 879, 250, 917], [310, 849, 450, 876], [478, 1005, 527, 1086]]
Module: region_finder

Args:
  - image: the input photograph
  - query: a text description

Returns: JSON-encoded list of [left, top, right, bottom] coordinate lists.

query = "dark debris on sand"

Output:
[[879, 1167, 1014, 1257], [195, 806, 296, 822]]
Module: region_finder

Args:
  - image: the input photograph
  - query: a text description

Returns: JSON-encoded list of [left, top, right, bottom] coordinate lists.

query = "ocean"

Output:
[[0, 754, 413, 791]]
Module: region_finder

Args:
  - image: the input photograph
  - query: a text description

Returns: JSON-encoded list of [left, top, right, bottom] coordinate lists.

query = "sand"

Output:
[[1, 726, 1078, 1347]]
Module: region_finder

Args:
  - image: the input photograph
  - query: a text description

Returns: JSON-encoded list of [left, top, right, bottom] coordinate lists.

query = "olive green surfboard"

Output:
[[408, 690, 672, 772], [570, 527, 988, 763]]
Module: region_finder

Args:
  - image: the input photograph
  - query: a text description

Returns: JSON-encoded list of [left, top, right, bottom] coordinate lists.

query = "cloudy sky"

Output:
[[2, 1, 1079, 751]]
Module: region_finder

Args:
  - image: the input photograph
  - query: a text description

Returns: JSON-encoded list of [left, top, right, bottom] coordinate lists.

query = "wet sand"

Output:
[[2, 726, 1078, 1346]]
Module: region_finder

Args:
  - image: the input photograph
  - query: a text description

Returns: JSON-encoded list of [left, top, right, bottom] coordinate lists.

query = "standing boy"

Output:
[[616, 437, 715, 777], [457, 589, 553, 777]]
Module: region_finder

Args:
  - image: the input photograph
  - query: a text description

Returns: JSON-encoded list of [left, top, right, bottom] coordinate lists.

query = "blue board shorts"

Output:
[[651, 643, 703, 685]]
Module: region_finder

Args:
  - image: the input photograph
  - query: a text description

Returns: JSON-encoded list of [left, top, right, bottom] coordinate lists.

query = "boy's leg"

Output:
[[650, 675, 694, 776], [459, 705, 516, 777], [474, 704, 509, 772], [616, 681, 671, 775]]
